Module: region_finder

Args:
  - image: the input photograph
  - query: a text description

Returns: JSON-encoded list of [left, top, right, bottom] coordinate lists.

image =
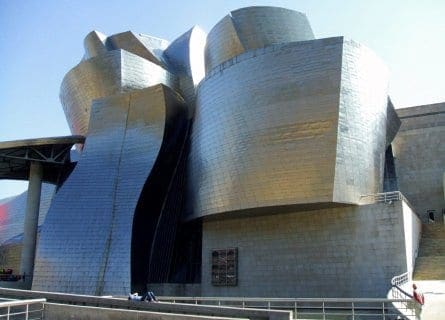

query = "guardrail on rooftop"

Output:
[[0, 298, 46, 320], [361, 191, 405, 204]]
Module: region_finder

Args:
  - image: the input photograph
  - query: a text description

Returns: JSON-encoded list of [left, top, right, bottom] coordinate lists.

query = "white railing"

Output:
[[159, 296, 416, 319], [0, 298, 46, 320], [390, 271, 416, 319], [391, 271, 411, 289], [361, 191, 405, 204]]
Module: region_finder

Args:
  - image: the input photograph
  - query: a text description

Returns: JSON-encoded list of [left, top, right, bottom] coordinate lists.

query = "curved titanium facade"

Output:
[[0, 185, 54, 272], [83, 31, 108, 60], [33, 85, 187, 295], [61, 50, 178, 136], [332, 39, 390, 202], [188, 37, 390, 219], [164, 26, 206, 110], [106, 31, 169, 68], [1, 6, 421, 298], [205, 6, 314, 72]]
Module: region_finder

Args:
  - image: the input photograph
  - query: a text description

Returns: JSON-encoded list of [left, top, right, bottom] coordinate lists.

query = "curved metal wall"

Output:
[[0, 185, 54, 246], [106, 31, 169, 68], [189, 38, 344, 220], [60, 50, 177, 137], [164, 26, 206, 111], [205, 6, 314, 73], [83, 31, 107, 60], [0, 185, 55, 271], [333, 39, 390, 202], [188, 37, 391, 220], [33, 84, 186, 295]]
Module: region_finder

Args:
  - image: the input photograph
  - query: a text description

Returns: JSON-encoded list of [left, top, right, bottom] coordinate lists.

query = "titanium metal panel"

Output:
[[60, 50, 178, 136], [333, 40, 390, 202], [106, 31, 167, 67], [0, 184, 54, 246], [231, 6, 314, 49], [205, 6, 314, 73], [189, 37, 392, 220], [188, 38, 344, 220], [164, 26, 206, 113], [83, 31, 107, 60], [0, 185, 55, 272], [135, 33, 170, 63], [205, 15, 245, 73], [33, 85, 185, 295], [385, 98, 401, 146]]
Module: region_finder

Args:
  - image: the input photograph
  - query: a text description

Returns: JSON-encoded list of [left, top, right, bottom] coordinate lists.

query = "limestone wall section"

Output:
[[393, 103, 445, 222], [201, 201, 417, 298]]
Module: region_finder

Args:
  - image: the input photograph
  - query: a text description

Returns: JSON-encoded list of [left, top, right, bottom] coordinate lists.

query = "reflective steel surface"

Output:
[[1, 5, 415, 297], [61, 50, 178, 136], [188, 37, 392, 219], [33, 85, 187, 294], [205, 6, 314, 73], [164, 26, 206, 111], [0, 185, 54, 272], [333, 39, 390, 202]]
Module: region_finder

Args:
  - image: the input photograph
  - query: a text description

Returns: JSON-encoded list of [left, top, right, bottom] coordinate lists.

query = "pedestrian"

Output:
[[412, 283, 424, 320]]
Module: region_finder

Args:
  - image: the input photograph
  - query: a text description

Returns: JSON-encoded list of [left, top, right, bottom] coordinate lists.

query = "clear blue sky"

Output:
[[1, 0, 444, 198]]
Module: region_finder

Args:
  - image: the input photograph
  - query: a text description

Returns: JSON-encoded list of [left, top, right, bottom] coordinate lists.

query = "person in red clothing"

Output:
[[412, 283, 424, 320], [413, 283, 425, 305]]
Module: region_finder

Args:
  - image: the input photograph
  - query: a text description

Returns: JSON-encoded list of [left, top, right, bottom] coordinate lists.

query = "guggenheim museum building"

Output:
[[0, 6, 444, 298]]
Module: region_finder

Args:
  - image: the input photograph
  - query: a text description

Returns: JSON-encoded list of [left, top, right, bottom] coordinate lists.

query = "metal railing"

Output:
[[159, 296, 416, 319], [360, 191, 405, 204], [391, 271, 411, 289], [390, 271, 417, 319], [0, 299, 45, 320]]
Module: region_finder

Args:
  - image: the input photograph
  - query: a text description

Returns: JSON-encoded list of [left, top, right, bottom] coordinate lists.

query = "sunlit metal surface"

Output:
[[61, 50, 178, 137], [107, 31, 169, 67], [385, 98, 401, 146], [33, 85, 187, 295], [83, 31, 107, 60], [205, 6, 314, 73], [0, 185, 54, 272], [0, 5, 411, 297], [164, 26, 206, 110], [188, 37, 391, 219]]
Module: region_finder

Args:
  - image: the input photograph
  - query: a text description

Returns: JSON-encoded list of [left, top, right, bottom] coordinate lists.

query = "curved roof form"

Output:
[[164, 26, 206, 86], [83, 30, 169, 67], [205, 6, 315, 73], [60, 50, 178, 136]]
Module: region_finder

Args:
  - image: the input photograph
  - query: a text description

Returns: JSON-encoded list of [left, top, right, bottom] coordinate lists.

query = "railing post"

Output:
[[7, 305, 10, 320], [382, 301, 386, 320], [26, 303, 29, 320], [351, 302, 355, 320], [322, 301, 325, 320], [294, 301, 297, 319]]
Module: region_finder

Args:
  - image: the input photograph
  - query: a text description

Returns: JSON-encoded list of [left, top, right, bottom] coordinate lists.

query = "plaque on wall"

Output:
[[211, 248, 237, 286]]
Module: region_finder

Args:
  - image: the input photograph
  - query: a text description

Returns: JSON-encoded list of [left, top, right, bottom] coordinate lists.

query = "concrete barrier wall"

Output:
[[44, 303, 248, 320], [0, 287, 292, 320]]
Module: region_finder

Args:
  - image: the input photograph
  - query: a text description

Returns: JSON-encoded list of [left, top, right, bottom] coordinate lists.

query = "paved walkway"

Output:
[[415, 280, 445, 320]]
